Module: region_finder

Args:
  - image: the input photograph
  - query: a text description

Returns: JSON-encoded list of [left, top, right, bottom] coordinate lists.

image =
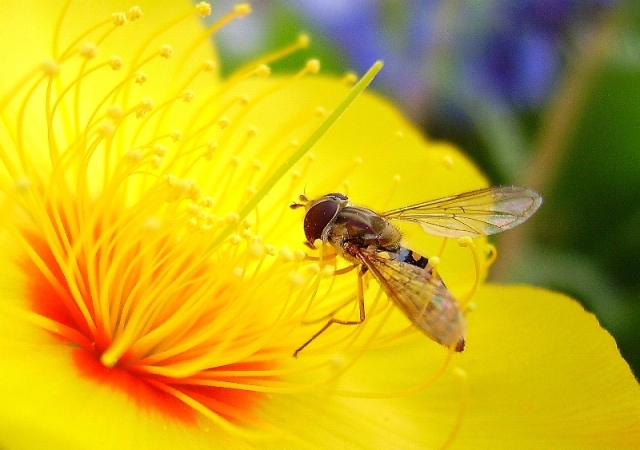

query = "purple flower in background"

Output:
[[212, 0, 614, 119], [289, 0, 614, 114]]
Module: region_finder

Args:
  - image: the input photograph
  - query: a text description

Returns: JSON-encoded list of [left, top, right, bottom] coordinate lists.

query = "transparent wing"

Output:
[[352, 245, 465, 349], [382, 185, 542, 238]]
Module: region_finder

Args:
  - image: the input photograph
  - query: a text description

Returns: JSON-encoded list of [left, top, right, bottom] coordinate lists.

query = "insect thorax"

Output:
[[326, 206, 402, 260]]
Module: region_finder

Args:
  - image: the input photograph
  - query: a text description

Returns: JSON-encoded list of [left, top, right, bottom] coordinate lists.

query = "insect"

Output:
[[290, 186, 542, 357]]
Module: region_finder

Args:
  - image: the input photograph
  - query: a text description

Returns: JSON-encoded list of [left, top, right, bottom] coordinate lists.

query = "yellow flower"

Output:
[[0, 1, 638, 449]]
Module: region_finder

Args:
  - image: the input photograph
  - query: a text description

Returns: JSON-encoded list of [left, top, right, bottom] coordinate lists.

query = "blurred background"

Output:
[[208, 0, 640, 376]]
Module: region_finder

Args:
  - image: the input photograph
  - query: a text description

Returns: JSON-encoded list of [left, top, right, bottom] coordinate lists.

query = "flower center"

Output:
[[19, 204, 282, 425], [0, 1, 391, 431]]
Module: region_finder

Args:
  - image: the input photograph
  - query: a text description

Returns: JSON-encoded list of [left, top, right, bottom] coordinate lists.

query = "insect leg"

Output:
[[293, 266, 367, 358]]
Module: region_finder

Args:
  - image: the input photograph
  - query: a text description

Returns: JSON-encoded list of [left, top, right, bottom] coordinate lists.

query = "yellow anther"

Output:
[[128, 6, 143, 21], [171, 130, 182, 141], [442, 155, 454, 169], [307, 152, 316, 161], [187, 217, 198, 228], [232, 267, 244, 277], [354, 156, 363, 165], [230, 155, 241, 167], [330, 353, 346, 368], [306, 263, 321, 275], [203, 141, 217, 160], [203, 60, 217, 72], [151, 156, 163, 169], [187, 203, 201, 216], [229, 234, 242, 245], [134, 71, 148, 85], [109, 55, 123, 70], [187, 183, 202, 201], [112, 12, 128, 26], [290, 170, 301, 181], [41, 59, 60, 76], [153, 145, 167, 157], [79, 42, 98, 59], [297, 34, 310, 47], [393, 174, 401, 183], [159, 45, 173, 59], [264, 244, 276, 256], [342, 72, 357, 85], [195, 2, 212, 17], [136, 98, 154, 118], [252, 159, 263, 171], [315, 106, 327, 117], [98, 122, 115, 137], [306, 59, 320, 74], [246, 125, 258, 137], [289, 139, 300, 148], [218, 117, 230, 129], [279, 247, 295, 263], [107, 105, 124, 120], [164, 174, 177, 185], [245, 185, 257, 196], [457, 236, 473, 247], [256, 64, 270, 77], [294, 249, 306, 262], [395, 130, 405, 138], [14, 177, 31, 192], [429, 255, 441, 269], [234, 3, 252, 17], [200, 196, 214, 208], [249, 241, 265, 259], [226, 212, 240, 225], [182, 91, 195, 102], [238, 94, 250, 106]]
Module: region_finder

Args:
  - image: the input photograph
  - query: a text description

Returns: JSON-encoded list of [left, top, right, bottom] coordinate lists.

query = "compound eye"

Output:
[[303, 199, 340, 244]]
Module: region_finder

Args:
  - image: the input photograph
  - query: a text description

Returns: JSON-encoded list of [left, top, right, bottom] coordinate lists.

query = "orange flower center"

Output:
[[19, 206, 272, 425]]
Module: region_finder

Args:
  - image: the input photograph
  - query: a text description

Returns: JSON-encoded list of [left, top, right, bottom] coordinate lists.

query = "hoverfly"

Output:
[[290, 186, 542, 357]]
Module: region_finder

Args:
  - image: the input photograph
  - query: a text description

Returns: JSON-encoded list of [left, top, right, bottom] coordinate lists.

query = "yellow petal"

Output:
[[1, 0, 215, 90], [294, 284, 639, 449]]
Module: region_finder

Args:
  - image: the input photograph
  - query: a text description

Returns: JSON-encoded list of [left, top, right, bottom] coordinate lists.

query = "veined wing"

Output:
[[350, 244, 465, 350], [382, 186, 542, 238]]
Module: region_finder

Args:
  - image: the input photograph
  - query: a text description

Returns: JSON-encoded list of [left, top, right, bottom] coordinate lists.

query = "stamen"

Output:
[[485, 242, 498, 267], [204, 61, 384, 254], [172, 3, 252, 78], [230, 34, 311, 80], [456, 236, 482, 308], [439, 368, 469, 450], [442, 154, 454, 170], [342, 72, 358, 85]]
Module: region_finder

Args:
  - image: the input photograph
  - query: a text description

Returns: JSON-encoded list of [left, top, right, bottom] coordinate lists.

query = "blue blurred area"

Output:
[[209, 0, 639, 376]]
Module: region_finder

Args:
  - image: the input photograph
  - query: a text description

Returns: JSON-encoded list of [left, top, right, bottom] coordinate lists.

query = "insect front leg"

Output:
[[293, 266, 368, 358]]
